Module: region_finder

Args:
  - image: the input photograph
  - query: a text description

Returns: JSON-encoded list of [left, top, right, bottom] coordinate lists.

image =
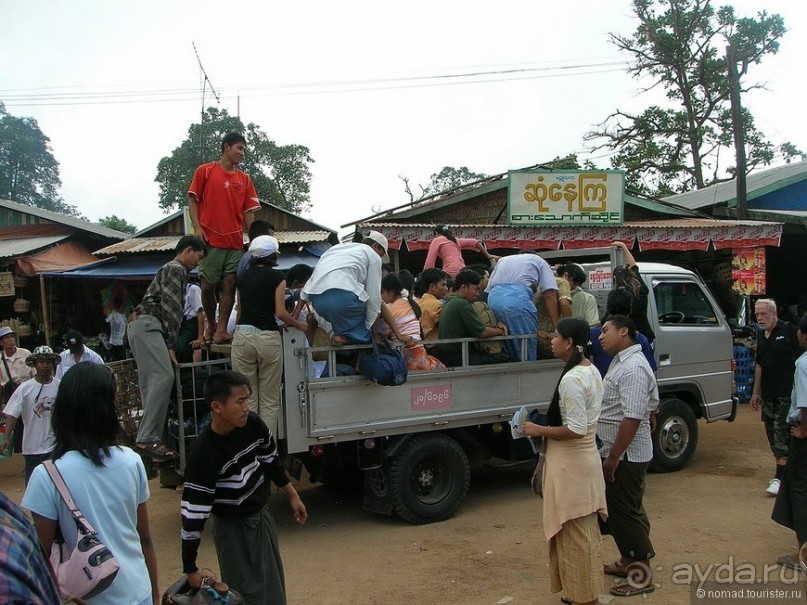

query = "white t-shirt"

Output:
[[183, 283, 203, 319], [22, 447, 152, 605], [106, 310, 127, 346], [3, 377, 59, 455]]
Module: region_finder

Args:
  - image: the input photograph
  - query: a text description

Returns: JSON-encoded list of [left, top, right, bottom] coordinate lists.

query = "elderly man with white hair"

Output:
[[751, 298, 801, 496]]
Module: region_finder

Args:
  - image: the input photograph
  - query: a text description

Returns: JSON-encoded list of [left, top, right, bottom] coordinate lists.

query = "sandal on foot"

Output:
[[560, 598, 572, 605], [777, 554, 802, 570], [603, 560, 628, 578], [610, 580, 654, 597], [137, 442, 176, 463]]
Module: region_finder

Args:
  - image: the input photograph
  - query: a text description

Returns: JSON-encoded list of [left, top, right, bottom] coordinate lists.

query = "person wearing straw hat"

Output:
[[0, 326, 35, 454], [0, 346, 61, 484]]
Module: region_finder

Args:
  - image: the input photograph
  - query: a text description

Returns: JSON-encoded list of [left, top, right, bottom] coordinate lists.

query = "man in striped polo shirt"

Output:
[[597, 314, 659, 598]]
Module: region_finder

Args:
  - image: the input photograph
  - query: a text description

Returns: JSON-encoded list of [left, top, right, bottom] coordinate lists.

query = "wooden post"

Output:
[[726, 43, 748, 220], [39, 273, 50, 347]]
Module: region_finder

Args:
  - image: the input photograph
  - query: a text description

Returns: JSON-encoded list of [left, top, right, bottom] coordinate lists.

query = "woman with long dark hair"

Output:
[[423, 225, 498, 278], [522, 318, 606, 605], [22, 362, 160, 604], [611, 241, 655, 342]]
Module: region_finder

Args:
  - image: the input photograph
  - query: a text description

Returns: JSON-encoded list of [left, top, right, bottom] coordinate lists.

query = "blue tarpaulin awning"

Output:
[[43, 251, 323, 280]]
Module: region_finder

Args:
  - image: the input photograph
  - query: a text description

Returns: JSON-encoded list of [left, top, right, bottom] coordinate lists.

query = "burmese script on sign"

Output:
[[508, 170, 625, 226]]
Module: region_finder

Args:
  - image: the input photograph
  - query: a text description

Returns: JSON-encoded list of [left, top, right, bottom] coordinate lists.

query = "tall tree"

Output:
[[155, 107, 314, 214], [98, 215, 138, 234], [586, 0, 803, 196], [0, 102, 79, 215]]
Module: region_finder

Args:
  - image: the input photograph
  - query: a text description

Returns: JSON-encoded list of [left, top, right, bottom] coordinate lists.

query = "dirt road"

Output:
[[2, 404, 803, 604]]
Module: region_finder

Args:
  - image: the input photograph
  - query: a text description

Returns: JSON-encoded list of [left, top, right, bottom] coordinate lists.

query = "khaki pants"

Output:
[[230, 327, 282, 435]]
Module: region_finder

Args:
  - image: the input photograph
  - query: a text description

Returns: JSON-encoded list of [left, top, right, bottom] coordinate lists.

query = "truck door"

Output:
[[650, 276, 734, 421]]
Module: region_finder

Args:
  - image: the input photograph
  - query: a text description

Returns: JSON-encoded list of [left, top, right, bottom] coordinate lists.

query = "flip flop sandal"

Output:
[[603, 560, 628, 578], [610, 580, 655, 597], [137, 442, 176, 463], [776, 554, 802, 570]]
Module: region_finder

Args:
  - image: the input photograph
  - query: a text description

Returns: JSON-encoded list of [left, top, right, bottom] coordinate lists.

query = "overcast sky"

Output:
[[2, 0, 805, 236]]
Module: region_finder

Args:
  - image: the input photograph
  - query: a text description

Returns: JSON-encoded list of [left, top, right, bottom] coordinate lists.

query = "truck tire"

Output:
[[389, 434, 470, 524], [651, 398, 698, 473]]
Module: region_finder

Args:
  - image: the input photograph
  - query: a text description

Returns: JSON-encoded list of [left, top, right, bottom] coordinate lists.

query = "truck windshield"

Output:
[[653, 280, 719, 325]]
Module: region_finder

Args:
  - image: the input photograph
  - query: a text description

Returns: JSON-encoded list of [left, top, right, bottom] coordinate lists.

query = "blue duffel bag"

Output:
[[360, 341, 408, 386]]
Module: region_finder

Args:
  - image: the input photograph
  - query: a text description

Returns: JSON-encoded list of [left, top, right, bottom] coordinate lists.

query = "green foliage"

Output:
[[426, 166, 488, 194], [0, 101, 79, 215], [98, 215, 138, 234], [586, 0, 804, 195], [155, 107, 314, 214], [401, 166, 488, 202]]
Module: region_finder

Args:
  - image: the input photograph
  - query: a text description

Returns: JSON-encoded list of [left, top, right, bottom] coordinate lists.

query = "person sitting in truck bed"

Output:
[[535, 276, 573, 359], [380, 273, 444, 371], [435, 269, 510, 367], [413, 268, 449, 342]]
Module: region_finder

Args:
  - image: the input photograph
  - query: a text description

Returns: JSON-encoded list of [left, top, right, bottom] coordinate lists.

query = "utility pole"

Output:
[[726, 43, 748, 220], [192, 42, 221, 164]]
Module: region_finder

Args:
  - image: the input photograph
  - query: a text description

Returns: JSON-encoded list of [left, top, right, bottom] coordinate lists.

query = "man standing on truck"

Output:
[[751, 298, 801, 496], [188, 132, 261, 345], [597, 314, 658, 598]]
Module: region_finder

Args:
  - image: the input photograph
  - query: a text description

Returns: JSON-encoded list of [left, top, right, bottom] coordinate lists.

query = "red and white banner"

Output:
[[364, 221, 782, 252], [635, 226, 711, 251]]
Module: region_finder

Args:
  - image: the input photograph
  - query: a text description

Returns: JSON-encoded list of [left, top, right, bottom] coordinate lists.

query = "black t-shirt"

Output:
[[756, 320, 801, 398], [628, 265, 655, 342], [237, 264, 285, 331]]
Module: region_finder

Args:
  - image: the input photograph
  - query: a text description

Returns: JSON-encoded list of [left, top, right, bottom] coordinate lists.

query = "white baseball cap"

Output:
[[365, 230, 390, 263], [248, 235, 280, 258]]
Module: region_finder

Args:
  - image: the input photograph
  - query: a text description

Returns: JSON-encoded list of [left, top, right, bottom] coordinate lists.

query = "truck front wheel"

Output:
[[651, 398, 698, 472], [389, 434, 470, 524]]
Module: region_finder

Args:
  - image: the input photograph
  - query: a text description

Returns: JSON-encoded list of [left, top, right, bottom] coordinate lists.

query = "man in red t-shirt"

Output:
[[188, 132, 261, 344]]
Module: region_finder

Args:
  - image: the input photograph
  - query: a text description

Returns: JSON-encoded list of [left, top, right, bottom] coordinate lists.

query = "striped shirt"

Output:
[[180, 412, 289, 573], [598, 343, 659, 463], [135, 258, 188, 349]]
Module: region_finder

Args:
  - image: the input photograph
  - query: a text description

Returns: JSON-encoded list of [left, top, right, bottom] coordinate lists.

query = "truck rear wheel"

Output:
[[651, 398, 698, 472], [389, 434, 470, 524]]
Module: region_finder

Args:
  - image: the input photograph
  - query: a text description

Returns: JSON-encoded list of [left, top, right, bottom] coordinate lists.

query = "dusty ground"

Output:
[[2, 404, 804, 604]]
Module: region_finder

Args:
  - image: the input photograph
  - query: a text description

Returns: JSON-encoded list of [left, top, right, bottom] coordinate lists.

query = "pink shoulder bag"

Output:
[[43, 460, 120, 599]]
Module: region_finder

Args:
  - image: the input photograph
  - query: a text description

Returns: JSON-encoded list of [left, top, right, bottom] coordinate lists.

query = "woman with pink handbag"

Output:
[[22, 362, 160, 604]]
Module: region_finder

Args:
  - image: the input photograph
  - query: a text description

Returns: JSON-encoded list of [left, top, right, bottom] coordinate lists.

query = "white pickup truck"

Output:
[[174, 249, 737, 524]]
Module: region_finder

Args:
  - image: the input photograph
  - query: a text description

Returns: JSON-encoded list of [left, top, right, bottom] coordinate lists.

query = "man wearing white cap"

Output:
[[302, 231, 412, 345], [233, 235, 308, 434]]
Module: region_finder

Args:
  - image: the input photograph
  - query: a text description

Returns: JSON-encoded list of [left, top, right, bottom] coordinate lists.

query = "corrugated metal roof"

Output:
[[362, 218, 780, 229], [0, 235, 70, 259], [0, 198, 128, 239], [94, 230, 334, 256], [663, 161, 807, 210]]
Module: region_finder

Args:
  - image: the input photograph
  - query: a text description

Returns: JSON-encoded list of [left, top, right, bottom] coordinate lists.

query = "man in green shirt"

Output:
[[436, 269, 510, 367]]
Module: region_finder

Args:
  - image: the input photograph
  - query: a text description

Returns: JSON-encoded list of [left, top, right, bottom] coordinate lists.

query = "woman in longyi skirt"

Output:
[[523, 317, 607, 605]]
